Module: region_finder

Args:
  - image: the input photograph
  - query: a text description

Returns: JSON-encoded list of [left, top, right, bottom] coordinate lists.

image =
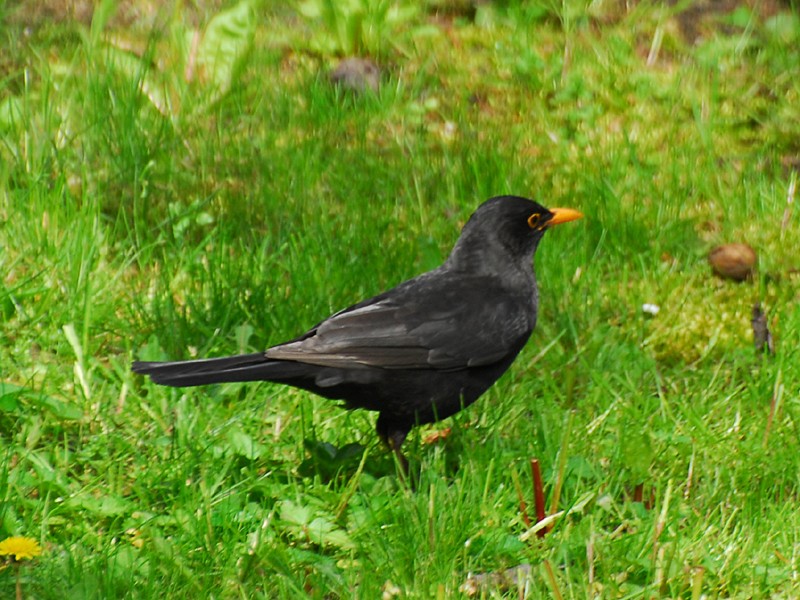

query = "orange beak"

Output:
[[548, 208, 583, 226]]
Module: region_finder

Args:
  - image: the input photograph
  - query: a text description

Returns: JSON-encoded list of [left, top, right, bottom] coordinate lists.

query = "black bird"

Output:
[[132, 196, 582, 468]]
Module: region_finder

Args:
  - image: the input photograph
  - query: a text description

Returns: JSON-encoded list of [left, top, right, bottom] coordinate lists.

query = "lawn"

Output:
[[1, 0, 799, 597]]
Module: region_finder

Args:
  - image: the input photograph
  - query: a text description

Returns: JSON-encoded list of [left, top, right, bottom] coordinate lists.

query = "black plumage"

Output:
[[132, 196, 582, 467]]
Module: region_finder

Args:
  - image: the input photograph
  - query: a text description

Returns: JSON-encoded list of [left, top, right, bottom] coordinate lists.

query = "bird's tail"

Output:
[[132, 353, 308, 387]]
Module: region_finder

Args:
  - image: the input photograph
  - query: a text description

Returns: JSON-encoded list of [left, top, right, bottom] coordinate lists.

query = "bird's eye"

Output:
[[527, 213, 542, 229]]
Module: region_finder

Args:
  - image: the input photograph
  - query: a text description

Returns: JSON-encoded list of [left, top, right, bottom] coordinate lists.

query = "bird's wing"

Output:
[[265, 273, 534, 370]]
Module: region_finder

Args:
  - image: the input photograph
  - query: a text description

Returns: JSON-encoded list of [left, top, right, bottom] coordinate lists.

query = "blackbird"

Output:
[[132, 196, 582, 467]]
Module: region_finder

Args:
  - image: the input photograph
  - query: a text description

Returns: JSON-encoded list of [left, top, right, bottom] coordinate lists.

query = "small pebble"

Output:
[[708, 243, 757, 281], [330, 57, 380, 94]]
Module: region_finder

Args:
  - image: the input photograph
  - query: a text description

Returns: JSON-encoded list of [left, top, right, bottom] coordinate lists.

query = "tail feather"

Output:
[[132, 352, 308, 387]]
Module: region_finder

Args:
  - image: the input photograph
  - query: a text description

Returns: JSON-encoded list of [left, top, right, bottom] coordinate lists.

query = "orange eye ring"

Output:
[[527, 213, 542, 229]]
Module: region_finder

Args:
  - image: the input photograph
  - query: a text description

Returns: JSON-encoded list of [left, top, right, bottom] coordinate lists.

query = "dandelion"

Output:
[[0, 536, 42, 600], [0, 537, 42, 561]]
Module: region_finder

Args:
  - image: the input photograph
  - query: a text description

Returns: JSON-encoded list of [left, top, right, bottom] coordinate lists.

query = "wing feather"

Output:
[[265, 272, 535, 371]]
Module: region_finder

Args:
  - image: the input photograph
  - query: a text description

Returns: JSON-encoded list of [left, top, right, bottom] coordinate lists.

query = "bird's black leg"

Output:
[[376, 413, 411, 478]]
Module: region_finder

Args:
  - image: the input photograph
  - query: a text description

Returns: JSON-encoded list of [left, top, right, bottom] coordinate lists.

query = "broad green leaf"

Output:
[[297, 0, 322, 19], [67, 494, 133, 517], [137, 335, 169, 362], [25, 451, 70, 494], [0, 382, 25, 397], [620, 430, 653, 482], [0, 394, 19, 412], [197, 0, 256, 100], [226, 426, 265, 460], [0, 382, 82, 419], [35, 394, 84, 421], [279, 500, 311, 526], [100, 44, 172, 118], [306, 516, 354, 550], [279, 500, 355, 550]]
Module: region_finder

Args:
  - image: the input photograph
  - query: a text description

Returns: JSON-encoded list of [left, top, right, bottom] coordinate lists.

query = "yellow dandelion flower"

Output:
[[0, 537, 42, 561]]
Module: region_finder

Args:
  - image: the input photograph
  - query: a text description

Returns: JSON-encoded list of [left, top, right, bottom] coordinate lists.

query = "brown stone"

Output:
[[708, 243, 757, 281]]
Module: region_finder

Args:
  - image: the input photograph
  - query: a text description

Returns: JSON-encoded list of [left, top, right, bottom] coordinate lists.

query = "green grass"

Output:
[[2, 0, 800, 597]]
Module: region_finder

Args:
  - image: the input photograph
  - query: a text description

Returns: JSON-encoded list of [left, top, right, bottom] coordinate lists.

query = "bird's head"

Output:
[[447, 196, 583, 272]]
